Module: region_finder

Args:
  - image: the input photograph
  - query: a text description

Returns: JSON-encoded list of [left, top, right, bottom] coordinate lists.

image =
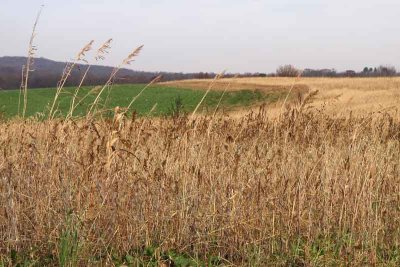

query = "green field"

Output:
[[0, 84, 279, 118]]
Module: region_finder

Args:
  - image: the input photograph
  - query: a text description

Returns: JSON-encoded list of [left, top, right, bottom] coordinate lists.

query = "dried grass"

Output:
[[19, 6, 43, 118], [1, 101, 400, 265], [3, 12, 400, 265], [165, 77, 400, 117]]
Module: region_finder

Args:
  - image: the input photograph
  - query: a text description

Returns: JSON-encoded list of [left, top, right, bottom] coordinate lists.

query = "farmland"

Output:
[[0, 84, 273, 119], [164, 77, 400, 116], [1, 77, 400, 265]]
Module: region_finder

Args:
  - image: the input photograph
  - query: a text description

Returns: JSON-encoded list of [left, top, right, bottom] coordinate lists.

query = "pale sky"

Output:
[[1, 0, 399, 73]]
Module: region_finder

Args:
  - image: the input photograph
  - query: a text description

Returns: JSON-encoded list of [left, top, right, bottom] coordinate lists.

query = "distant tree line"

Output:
[[0, 57, 275, 90], [0, 57, 276, 90], [1, 57, 399, 90], [275, 64, 399, 78], [360, 65, 397, 77], [0, 57, 216, 90]]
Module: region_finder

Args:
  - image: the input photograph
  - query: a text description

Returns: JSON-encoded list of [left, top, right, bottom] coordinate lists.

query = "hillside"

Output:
[[0, 56, 211, 90]]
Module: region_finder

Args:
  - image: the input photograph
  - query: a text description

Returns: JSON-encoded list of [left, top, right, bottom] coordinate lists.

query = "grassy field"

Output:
[[1, 77, 400, 266], [6, 77, 395, 119], [0, 84, 280, 118], [164, 77, 400, 116]]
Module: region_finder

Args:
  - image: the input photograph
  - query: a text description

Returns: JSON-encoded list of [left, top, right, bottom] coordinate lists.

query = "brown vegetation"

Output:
[[2, 14, 400, 264], [1, 95, 400, 265], [165, 77, 400, 117], [276, 64, 301, 77]]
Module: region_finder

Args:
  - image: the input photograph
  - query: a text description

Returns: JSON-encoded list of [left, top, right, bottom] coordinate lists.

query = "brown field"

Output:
[[163, 77, 400, 117], [2, 90, 400, 265]]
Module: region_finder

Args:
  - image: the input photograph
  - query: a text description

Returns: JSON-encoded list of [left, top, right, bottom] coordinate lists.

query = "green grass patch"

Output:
[[0, 84, 281, 118], [3, 237, 400, 266]]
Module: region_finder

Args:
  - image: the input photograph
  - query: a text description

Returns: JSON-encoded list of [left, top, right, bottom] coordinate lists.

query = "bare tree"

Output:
[[276, 64, 300, 77], [376, 65, 397, 76]]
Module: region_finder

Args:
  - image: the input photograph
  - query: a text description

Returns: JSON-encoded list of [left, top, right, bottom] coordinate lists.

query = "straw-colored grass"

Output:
[[164, 77, 400, 117], [1, 98, 400, 265], [2, 15, 400, 265]]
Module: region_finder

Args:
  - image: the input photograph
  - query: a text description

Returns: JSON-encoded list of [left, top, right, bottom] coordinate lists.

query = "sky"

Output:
[[1, 0, 399, 73]]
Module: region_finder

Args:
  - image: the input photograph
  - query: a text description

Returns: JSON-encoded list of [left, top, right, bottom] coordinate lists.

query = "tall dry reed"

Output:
[[1, 103, 400, 265], [19, 6, 43, 118]]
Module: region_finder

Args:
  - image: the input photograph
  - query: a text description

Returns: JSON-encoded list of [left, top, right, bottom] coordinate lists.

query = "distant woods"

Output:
[[0, 56, 398, 90], [0, 57, 270, 90], [0, 57, 220, 90], [276, 64, 398, 78]]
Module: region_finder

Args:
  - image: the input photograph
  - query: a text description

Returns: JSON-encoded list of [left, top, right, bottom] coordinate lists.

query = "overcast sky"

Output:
[[1, 0, 399, 73]]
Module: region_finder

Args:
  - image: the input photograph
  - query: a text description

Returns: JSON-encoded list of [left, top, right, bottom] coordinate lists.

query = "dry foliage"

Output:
[[1, 100, 400, 265]]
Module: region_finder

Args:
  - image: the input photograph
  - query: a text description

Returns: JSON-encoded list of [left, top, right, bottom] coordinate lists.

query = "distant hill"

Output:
[[0, 56, 213, 90]]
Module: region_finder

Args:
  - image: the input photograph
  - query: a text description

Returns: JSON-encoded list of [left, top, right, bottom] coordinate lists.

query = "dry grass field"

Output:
[[1, 88, 400, 265], [2, 20, 400, 265], [164, 77, 400, 117], [2, 2, 400, 265]]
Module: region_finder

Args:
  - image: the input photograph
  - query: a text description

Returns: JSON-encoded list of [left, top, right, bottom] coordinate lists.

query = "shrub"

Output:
[[276, 64, 300, 77]]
